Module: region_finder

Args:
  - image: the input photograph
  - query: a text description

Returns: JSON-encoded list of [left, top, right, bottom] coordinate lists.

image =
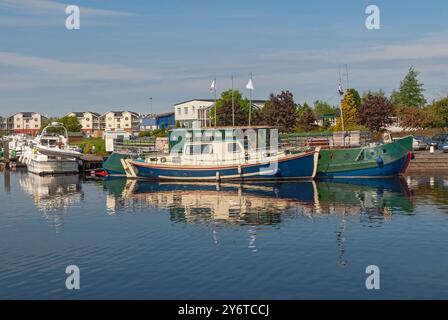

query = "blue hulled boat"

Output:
[[122, 127, 319, 181]]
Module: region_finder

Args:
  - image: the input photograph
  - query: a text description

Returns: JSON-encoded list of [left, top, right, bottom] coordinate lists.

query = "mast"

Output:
[[339, 68, 345, 132]]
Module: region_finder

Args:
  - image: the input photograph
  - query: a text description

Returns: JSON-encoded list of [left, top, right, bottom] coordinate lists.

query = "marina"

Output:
[[1, 169, 448, 299]]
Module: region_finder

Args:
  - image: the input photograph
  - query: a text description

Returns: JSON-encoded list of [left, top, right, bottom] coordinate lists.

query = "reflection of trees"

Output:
[[104, 179, 413, 228]]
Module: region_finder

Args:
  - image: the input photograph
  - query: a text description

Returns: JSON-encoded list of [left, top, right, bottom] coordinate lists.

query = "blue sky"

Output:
[[1, 0, 448, 116]]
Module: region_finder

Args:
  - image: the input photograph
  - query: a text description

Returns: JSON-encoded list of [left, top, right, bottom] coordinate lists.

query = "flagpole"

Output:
[[231, 75, 235, 127], [214, 78, 217, 128], [249, 72, 252, 127]]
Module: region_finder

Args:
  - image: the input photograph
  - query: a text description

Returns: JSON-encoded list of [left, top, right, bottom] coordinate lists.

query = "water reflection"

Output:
[[19, 173, 83, 229], [102, 177, 415, 226]]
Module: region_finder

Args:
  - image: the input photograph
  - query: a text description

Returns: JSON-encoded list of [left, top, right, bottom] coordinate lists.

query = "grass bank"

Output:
[[71, 137, 107, 156]]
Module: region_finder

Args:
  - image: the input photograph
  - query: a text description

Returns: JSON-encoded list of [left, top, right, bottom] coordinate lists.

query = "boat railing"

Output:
[[279, 131, 371, 151]]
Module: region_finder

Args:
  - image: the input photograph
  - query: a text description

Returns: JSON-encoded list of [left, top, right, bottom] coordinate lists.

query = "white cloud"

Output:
[[0, 0, 137, 17]]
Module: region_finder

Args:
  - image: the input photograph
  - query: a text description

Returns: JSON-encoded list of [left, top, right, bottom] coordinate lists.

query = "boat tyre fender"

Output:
[[376, 156, 384, 168], [160, 157, 167, 163]]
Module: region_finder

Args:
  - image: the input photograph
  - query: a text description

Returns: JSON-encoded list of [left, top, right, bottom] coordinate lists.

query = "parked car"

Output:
[[438, 137, 448, 152], [415, 136, 434, 149], [431, 134, 448, 149], [413, 137, 428, 151]]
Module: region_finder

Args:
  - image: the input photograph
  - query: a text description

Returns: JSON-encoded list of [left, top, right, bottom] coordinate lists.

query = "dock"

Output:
[[78, 154, 104, 173], [407, 150, 448, 173]]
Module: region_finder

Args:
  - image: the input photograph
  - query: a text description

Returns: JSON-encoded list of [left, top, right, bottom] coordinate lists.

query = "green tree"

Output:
[[41, 116, 82, 133], [296, 105, 317, 132], [211, 90, 250, 126], [334, 90, 358, 131], [393, 67, 427, 107], [398, 106, 434, 130], [348, 88, 362, 109], [429, 97, 448, 131], [358, 94, 395, 132], [261, 90, 297, 132], [361, 89, 386, 103], [313, 100, 337, 118]]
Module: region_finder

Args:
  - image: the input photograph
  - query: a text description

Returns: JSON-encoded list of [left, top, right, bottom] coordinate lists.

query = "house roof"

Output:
[[101, 111, 139, 117], [174, 99, 215, 106]]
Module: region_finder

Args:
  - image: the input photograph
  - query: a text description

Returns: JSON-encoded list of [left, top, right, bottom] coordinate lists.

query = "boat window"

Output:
[[227, 143, 242, 153], [186, 144, 213, 155]]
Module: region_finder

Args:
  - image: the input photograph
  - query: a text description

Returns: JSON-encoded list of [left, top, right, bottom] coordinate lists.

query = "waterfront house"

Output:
[[65, 111, 101, 134], [100, 111, 140, 133], [174, 99, 215, 128], [174, 99, 266, 128], [8, 112, 47, 136], [0, 116, 8, 132]]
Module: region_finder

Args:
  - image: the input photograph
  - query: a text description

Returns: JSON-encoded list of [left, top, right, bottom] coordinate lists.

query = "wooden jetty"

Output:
[[406, 150, 448, 173]]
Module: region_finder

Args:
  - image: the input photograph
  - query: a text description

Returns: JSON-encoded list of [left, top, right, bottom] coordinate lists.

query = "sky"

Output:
[[1, 0, 448, 117]]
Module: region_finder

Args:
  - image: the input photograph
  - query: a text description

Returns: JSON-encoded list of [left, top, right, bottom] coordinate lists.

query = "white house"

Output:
[[174, 99, 215, 128]]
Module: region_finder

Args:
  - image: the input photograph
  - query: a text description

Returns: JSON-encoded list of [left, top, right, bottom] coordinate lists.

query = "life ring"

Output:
[[160, 157, 167, 163]]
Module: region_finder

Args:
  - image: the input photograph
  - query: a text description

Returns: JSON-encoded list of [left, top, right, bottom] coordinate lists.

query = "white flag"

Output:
[[246, 78, 254, 91], [210, 79, 216, 92]]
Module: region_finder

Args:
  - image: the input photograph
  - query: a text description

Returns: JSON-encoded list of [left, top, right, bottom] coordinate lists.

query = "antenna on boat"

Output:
[[338, 68, 345, 132]]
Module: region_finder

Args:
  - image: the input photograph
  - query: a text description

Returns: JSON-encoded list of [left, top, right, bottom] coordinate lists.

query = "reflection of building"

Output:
[[19, 174, 83, 229]]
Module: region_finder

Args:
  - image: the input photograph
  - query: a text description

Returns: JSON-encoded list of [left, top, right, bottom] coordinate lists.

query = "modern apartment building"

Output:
[[100, 111, 140, 132], [8, 112, 47, 135]]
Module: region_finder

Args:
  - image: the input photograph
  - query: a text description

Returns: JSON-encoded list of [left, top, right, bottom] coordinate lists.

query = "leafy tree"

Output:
[[212, 90, 250, 126], [334, 90, 359, 131], [429, 97, 448, 131], [261, 90, 297, 132], [296, 105, 317, 132], [393, 67, 427, 107], [358, 94, 395, 132], [41, 116, 82, 133], [313, 100, 337, 118], [348, 88, 362, 109], [398, 106, 434, 130], [361, 89, 386, 103]]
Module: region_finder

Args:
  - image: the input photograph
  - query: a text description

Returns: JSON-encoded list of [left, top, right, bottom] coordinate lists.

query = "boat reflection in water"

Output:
[[103, 177, 414, 224], [19, 174, 83, 229]]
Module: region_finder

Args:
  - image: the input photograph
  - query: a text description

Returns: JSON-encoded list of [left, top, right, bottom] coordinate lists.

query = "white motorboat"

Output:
[[20, 122, 82, 175]]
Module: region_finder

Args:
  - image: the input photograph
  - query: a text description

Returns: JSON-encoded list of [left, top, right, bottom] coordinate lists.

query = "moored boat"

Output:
[[316, 135, 413, 178], [123, 127, 319, 181], [20, 122, 81, 175]]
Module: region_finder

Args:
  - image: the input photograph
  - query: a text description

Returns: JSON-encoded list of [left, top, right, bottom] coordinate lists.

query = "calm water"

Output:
[[0, 169, 447, 300]]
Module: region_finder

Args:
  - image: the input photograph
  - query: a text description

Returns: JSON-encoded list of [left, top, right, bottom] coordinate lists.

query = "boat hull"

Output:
[[103, 152, 128, 176], [317, 136, 413, 178], [27, 158, 79, 175], [127, 151, 319, 181]]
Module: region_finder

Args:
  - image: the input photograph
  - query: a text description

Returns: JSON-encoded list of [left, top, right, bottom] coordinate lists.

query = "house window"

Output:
[[125, 124, 129, 127], [125, 117, 129, 121], [108, 124, 112, 128], [177, 107, 181, 115], [17, 125, 20, 128], [85, 118, 90, 122], [86, 124, 90, 128], [184, 107, 188, 115], [117, 124, 121, 128], [25, 119, 29, 123], [35, 124, 38, 128], [108, 117, 112, 121], [34, 118, 38, 122]]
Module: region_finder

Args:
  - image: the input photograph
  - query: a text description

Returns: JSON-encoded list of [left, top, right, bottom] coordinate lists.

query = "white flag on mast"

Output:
[[210, 78, 216, 92], [246, 78, 254, 91]]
